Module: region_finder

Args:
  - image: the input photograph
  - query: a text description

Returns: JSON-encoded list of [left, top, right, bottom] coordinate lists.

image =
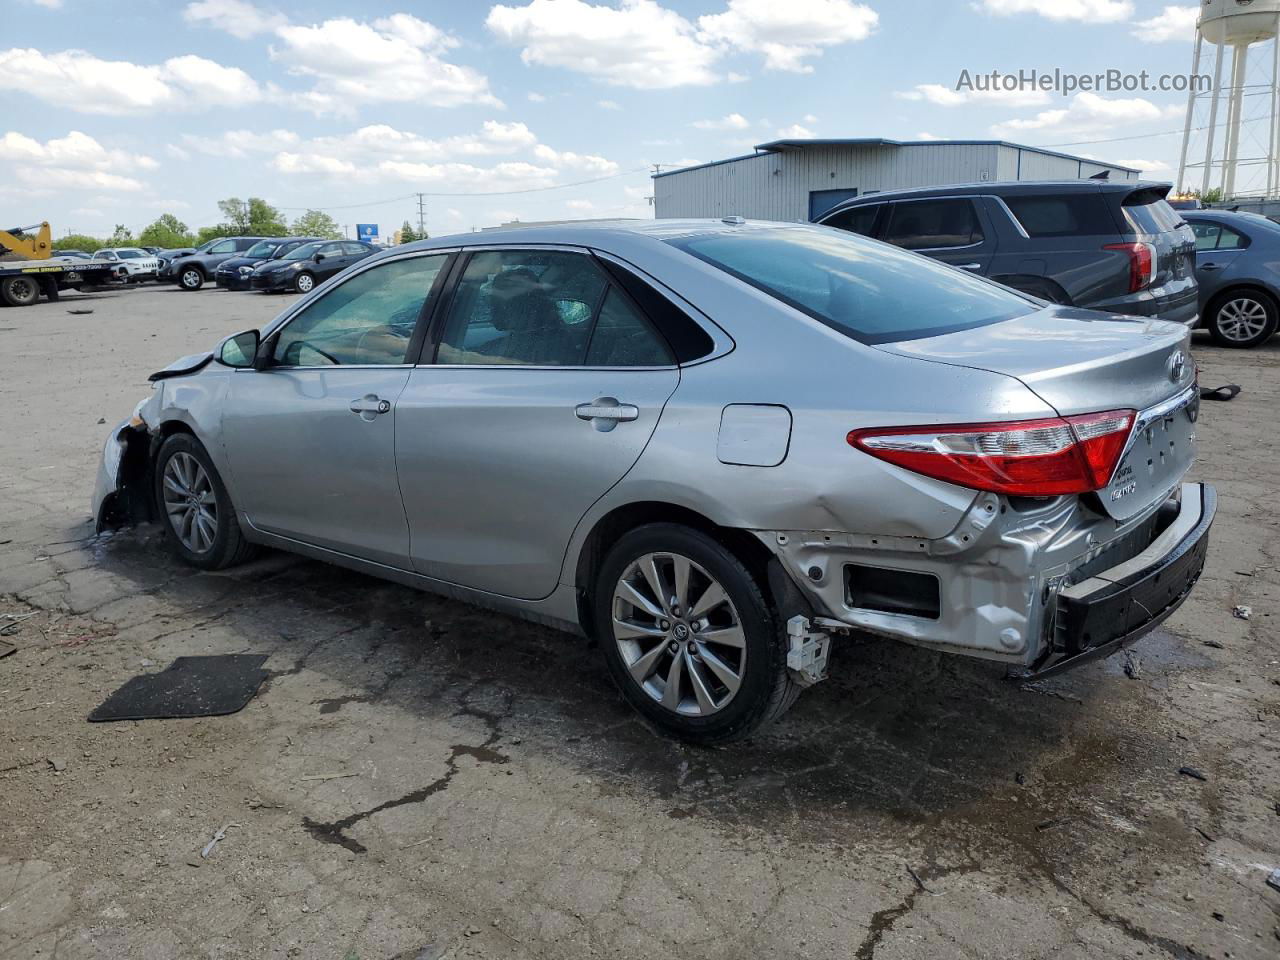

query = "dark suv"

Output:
[[816, 181, 1199, 326], [169, 237, 268, 291]]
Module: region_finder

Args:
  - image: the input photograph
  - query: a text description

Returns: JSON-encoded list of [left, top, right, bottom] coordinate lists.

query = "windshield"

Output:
[[667, 226, 1035, 344], [284, 242, 321, 261], [117, 248, 146, 259], [245, 240, 280, 258]]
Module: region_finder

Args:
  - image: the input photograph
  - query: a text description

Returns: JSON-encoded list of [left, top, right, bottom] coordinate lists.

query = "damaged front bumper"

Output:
[[764, 482, 1215, 673]]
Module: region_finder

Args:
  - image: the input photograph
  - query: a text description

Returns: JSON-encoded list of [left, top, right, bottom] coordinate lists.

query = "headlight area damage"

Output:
[[764, 481, 1214, 679], [92, 353, 213, 532]]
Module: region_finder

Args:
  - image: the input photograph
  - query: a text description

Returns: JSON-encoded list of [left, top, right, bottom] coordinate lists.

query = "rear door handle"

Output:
[[350, 394, 392, 421], [576, 398, 639, 431]]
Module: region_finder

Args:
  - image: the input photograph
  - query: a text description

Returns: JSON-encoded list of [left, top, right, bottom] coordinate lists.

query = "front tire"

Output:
[[293, 271, 316, 294], [593, 523, 799, 744], [1206, 289, 1278, 348], [154, 434, 258, 570], [178, 266, 205, 291]]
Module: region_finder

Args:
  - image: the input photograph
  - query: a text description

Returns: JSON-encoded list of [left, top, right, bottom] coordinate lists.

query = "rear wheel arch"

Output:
[[991, 274, 1072, 305], [572, 500, 800, 638], [1205, 284, 1279, 347]]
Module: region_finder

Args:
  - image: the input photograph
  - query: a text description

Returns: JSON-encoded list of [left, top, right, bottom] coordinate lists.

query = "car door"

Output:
[[395, 247, 681, 599], [1190, 220, 1250, 299], [220, 252, 452, 568], [313, 242, 348, 281], [881, 196, 997, 275]]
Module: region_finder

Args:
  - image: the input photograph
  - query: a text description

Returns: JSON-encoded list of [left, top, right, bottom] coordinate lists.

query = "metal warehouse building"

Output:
[[653, 139, 1141, 222]]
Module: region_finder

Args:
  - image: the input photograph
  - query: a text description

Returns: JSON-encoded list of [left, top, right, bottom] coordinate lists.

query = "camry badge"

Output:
[[1167, 350, 1187, 383]]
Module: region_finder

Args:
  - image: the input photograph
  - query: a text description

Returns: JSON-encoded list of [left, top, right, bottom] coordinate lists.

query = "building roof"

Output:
[[652, 138, 1141, 179]]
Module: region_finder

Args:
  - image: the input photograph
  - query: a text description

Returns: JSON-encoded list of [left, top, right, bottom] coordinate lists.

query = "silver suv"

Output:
[[93, 220, 1214, 742]]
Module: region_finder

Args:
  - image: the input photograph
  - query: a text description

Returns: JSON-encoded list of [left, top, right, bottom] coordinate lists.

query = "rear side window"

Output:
[[667, 227, 1034, 344], [1190, 221, 1249, 251], [1003, 194, 1116, 238], [883, 199, 984, 250], [822, 204, 882, 237], [1123, 197, 1183, 235]]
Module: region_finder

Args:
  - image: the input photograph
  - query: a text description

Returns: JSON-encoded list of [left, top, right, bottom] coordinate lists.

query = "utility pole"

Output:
[[416, 193, 427, 237]]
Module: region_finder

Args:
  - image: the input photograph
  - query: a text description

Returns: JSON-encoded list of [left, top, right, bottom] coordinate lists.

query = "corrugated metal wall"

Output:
[[655, 143, 1140, 220]]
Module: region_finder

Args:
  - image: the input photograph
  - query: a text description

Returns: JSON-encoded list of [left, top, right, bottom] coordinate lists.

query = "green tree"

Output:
[[291, 209, 342, 239], [107, 224, 134, 246], [138, 214, 194, 249], [57, 233, 103, 253], [194, 225, 228, 246], [399, 220, 418, 244], [215, 197, 288, 236]]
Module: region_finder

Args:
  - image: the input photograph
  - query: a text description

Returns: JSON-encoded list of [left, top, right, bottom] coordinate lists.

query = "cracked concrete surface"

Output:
[[1, 285, 1278, 959]]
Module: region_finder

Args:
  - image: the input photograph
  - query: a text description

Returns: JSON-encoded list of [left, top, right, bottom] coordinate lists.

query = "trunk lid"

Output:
[[876, 306, 1198, 520]]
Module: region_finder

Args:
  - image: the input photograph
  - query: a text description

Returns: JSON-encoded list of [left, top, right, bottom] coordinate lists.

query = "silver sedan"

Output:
[[94, 219, 1215, 743]]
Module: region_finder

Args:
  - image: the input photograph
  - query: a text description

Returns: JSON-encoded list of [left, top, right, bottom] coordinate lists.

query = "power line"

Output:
[[1036, 113, 1276, 149]]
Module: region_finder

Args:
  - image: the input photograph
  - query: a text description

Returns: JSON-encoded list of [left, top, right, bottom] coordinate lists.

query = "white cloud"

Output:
[[527, 91, 547, 101], [0, 130, 154, 192], [0, 48, 261, 114], [271, 14, 498, 114], [1131, 5, 1197, 43], [566, 199, 595, 211], [598, 99, 621, 110], [897, 83, 1049, 108], [696, 0, 878, 73], [691, 112, 750, 130], [776, 123, 814, 138], [487, 0, 720, 89], [182, 121, 619, 190], [1114, 157, 1171, 172], [183, 0, 287, 38], [990, 92, 1178, 138], [978, 0, 1133, 22], [915, 132, 943, 140]]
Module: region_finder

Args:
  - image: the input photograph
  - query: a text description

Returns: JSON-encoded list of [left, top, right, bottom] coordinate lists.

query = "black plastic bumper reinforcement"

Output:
[[1017, 482, 1216, 680]]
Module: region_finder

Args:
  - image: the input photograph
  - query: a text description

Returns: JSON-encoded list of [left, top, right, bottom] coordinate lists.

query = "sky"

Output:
[[0, 0, 1231, 241]]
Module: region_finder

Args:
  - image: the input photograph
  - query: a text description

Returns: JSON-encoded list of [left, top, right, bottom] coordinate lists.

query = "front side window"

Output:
[[272, 255, 447, 367], [285, 243, 321, 261], [883, 199, 984, 250], [822, 204, 882, 237], [668, 226, 1034, 344]]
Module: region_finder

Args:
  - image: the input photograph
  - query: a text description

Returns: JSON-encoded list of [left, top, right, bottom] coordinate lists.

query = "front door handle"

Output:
[[350, 394, 392, 421], [1199, 263, 1223, 271], [576, 398, 639, 432], [956, 263, 983, 271]]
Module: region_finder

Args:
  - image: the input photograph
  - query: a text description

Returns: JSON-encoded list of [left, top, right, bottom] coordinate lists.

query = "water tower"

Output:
[[1177, 0, 1280, 200]]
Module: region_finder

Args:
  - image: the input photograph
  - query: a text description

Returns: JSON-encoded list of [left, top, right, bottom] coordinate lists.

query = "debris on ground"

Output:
[[1179, 766, 1208, 782], [1123, 650, 1141, 679], [0, 640, 15, 659], [200, 822, 241, 859], [48, 757, 67, 773], [1267, 868, 1280, 893], [1203, 640, 1225, 649], [1233, 605, 1252, 620], [298, 772, 357, 782], [66, 309, 93, 315]]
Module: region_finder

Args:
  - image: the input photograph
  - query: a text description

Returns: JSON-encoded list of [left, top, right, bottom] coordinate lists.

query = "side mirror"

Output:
[[217, 329, 260, 369], [314, 253, 326, 262]]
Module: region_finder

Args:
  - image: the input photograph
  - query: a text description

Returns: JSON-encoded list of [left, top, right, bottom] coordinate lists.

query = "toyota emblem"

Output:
[[1167, 350, 1187, 383]]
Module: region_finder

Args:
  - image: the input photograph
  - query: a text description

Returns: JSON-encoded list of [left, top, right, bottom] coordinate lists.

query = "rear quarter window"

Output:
[[1123, 198, 1184, 235], [1003, 193, 1117, 238]]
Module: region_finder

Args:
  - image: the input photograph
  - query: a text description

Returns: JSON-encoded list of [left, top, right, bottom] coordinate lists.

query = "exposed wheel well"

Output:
[[991, 274, 1072, 305], [99, 420, 197, 530], [572, 501, 811, 640]]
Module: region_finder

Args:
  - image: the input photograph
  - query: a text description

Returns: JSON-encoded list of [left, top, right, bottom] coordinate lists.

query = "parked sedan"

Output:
[[1184, 209, 1280, 347], [93, 220, 1213, 743], [92, 247, 161, 283], [249, 240, 378, 294], [214, 237, 321, 291], [53, 249, 95, 260]]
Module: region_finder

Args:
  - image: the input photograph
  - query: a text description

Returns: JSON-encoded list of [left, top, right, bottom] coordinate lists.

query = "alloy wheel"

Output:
[[162, 452, 217, 554], [611, 552, 746, 717], [1217, 296, 1269, 343], [181, 269, 201, 289]]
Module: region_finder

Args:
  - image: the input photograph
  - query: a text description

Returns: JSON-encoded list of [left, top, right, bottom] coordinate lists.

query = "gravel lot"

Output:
[[1, 283, 1278, 960]]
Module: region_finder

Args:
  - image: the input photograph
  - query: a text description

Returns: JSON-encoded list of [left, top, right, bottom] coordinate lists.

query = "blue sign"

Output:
[[356, 223, 378, 242]]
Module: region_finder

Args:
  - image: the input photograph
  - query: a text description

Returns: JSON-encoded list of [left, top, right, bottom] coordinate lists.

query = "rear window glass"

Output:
[[1003, 194, 1117, 238], [1123, 197, 1183, 235], [666, 227, 1034, 344], [883, 199, 984, 250]]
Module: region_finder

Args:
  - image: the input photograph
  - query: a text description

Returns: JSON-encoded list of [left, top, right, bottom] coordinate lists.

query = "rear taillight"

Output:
[[847, 410, 1135, 496], [1103, 241, 1155, 293]]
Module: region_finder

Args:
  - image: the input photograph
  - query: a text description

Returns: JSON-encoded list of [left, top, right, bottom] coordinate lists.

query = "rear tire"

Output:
[[1, 275, 40, 307], [153, 434, 259, 570], [1206, 289, 1278, 348], [178, 266, 205, 291], [593, 523, 800, 744]]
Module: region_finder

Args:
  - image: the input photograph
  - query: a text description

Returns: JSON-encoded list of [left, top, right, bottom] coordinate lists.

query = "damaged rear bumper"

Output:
[[1019, 482, 1215, 678]]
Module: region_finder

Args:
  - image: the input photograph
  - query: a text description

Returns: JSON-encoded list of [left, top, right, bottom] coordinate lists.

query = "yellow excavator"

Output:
[[0, 222, 53, 262], [0, 221, 124, 306]]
